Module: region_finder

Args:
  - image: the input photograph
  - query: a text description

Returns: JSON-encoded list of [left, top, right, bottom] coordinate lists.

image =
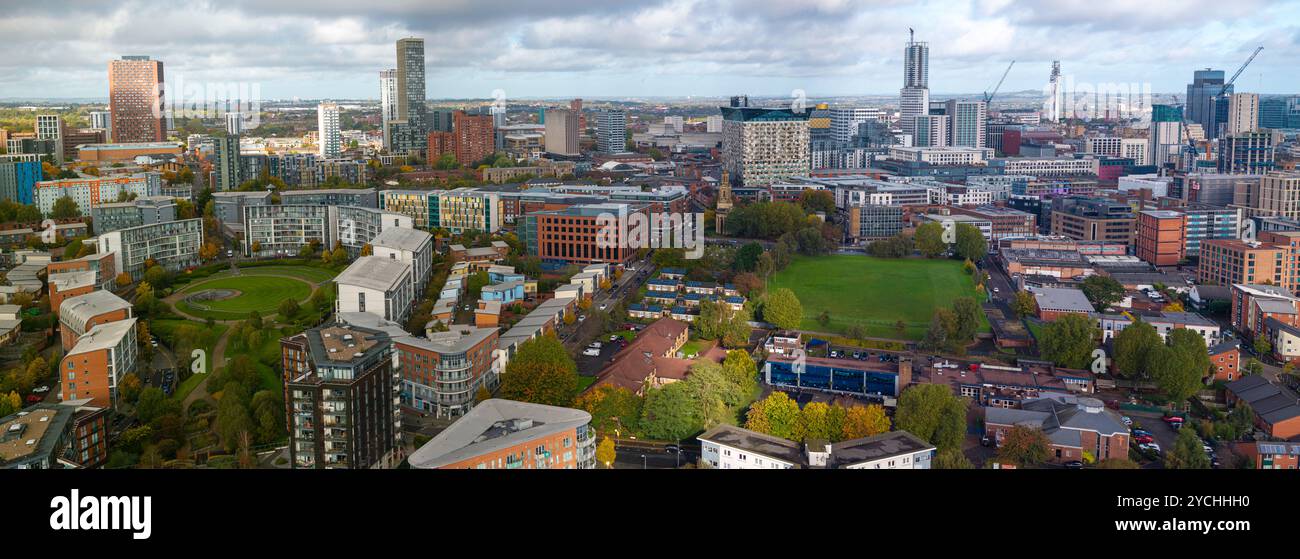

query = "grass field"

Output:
[[768, 255, 988, 340], [175, 266, 333, 321]]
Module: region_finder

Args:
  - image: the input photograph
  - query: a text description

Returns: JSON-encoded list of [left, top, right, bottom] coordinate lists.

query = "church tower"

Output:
[[715, 170, 734, 233]]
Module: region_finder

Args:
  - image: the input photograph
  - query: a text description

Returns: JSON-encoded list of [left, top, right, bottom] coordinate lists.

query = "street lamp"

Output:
[[641, 454, 647, 470]]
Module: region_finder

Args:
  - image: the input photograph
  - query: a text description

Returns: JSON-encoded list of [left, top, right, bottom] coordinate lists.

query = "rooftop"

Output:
[[334, 256, 411, 292], [1033, 287, 1095, 313], [698, 424, 806, 466], [370, 226, 432, 253], [830, 431, 936, 467], [59, 290, 131, 327], [67, 317, 136, 357], [408, 399, 591, 469]]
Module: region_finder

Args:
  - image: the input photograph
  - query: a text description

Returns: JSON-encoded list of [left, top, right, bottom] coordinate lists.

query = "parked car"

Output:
[[599, 303, 607, 310], [1134, 434, 1155, 444], [1063, 460, 1084, 469], [582, 348, 600, 357], [1139, 442, 1162, 453], [1132, 429, 1153, 438], [1121, 416, 1133, 426], [589, 342, 602, 349], [26, 394, 43, 404], [610, 335, 619, 342], [664, 444, 680, 454], [1162, 415, 1185, 426], [32, 385, 49, 394]]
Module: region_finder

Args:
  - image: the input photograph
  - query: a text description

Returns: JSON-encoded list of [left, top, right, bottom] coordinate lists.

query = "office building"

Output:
[[282, 322, 401, 469], [1135, 210, 1187, 266], [97, 218, 203, 279], [107, 56, 165, 143], [544, 108, 579, 156], [829, 107, 882, 144], [408, 399, 595, 469], [1049, 196, 1136, 244], [912, 114, 948, 147], [845, 204, 904, 242], [518, 203, 645, 266], [317, 102, 341, 158], [1148, 104, 1185, 167], [1218, 131, 1276, 175], [1187, 69, 1229, 137], [596, 109, 627, 154], [89, 110, 111, 136], [1199, 239, 1289, 289]]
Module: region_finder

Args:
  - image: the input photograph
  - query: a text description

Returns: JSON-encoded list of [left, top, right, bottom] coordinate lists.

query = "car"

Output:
[[610, 335, 619, 342], [1139, 442, 1162, 453], [32, 385, 49, 394], [226, 249, 234, 257], [26, 394, 43, 404], [589, 342, 602, 349], [1134, 434, 1155, 444], [582, 348, 600, 357], [1121, 416, 1132, 426], [1132, 429, 1152, 438], [578, 315, 586, 322], [1162, 415, 1185, 425], [993, 287, 1000, 293], [599, 303, 607, 310], [664, 444, 680, 454], [1062, 460, 1084, 469]]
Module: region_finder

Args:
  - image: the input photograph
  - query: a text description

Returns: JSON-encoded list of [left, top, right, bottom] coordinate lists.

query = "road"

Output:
[[611, 438, 700, 469], [562, 255, 653, 354]]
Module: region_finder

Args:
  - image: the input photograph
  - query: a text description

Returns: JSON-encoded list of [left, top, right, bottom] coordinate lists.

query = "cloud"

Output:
[[0, 0, 1297, 99]]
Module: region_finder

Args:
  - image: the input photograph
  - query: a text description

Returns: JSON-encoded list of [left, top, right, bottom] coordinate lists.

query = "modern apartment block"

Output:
[[1049, 196, 1135, 244], [1199, 239, 1289, 290], [378, 188, 500, 233], [46, 251, 117, 292], [1182, 203, 1241, 257], [317, 102, 341, 158], [544, 108, 579, 156], [0, 400, 109, 469], [58, 290, 133, 352], [379, 69, 398, 149], [452, 110, 495, 165], [242, 204, 410, 258], [944, 99, 987, 148], [90, 195, 176, 234], [370, 226, 434, 289], [279, 188, 377, 208], [387, 37, 427, 156], [1218, 131, 1277, 175], [408, 399, 596, 469], [595, 109, 627, 154], [36, 114, 66, 163], [1239, 171, 1300, 219], [97, 218, 203, 279], [60, 318, 138, 409], [845, 204, 904, 242], [698, 424, 936, 469], [0, 154, 41, 205], [33, 174, 160, 215], [1135, 210, 1187, 266], [107, 56, 165, 143], [720, 106, 810, 187], [334, 255, 415, 323], [212, 134, 242, 191], [282, 322, 401, 469], [394, 326, 499, 417]]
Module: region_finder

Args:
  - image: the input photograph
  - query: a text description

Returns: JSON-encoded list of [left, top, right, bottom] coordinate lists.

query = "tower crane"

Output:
[[1219, 46, 1263, 96], [982, 61, 1015, 105]]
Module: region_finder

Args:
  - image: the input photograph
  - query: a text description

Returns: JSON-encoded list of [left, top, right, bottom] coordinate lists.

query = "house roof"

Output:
[[334, 256, 411, 292], [1033, 287, 1094, 313], [697, 424, 805, 466]]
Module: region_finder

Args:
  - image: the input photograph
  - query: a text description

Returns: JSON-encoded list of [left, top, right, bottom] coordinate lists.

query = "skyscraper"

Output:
[[829, 107, 882, 145], [899, 31, 930, 139], [912, 114, 949, 147], [213, 135, 241, 191], [596, 109, 627, 154], [388, 38, 427, 156], [720, 106, 810, 187], [108, 56, 165, 143], [1148, 104, 1185, 168], [379, 69, 397, 149], [317, 102, 341, 158], [544, 108, 579, 156], [1186, 69, 1229, 137], [570, 98, 585, 131]]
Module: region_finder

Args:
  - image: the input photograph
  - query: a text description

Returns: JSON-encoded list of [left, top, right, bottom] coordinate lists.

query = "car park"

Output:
[[1139, 442, 1161, 453], [582, 348, 600, 357], [1134, 434, 1155, 444]]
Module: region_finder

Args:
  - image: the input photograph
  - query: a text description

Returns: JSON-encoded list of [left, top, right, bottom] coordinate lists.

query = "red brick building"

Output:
[[1234, 441, 1300, 469], [1208, 339, 1242, 382], [984, 396, 1130, 463], [452, 110, 495, 166], [1135, 210, 1187, 266]]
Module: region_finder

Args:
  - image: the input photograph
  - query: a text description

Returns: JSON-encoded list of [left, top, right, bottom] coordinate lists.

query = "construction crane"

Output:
[[1219, 46, 1264, 96], [982, 60, 1015, 105]]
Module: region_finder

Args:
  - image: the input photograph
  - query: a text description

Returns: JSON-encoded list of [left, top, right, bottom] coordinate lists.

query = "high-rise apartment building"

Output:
[[1218, 131, 1276, 175], [451, 110, 494, 165], [945, 100, 987, 148], [1242, 171, 1300, 219], [912, 114, 949, 147], [720, 106, 810, 187], [544, 108, 579, 156], [36, 114, 65, 163], [379, 69, 397, 149], [213, 135, 241, 191], [1135, 210, 1187, 266], [317, 102, 341, 158], [1226, 93, 1260, 136], [830, 107, 882, 145], [108, 56, 165, 143], [1148, 104, 1184, 168], [388, 38, 427, 156], [596, 109, 627, 154], [282, 322, 401, 469], [899, 31, 929, 139]]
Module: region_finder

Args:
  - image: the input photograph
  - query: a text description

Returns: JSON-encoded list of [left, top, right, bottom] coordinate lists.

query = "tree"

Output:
[[574, 385, 644, 435], [895, 384, 967, 451], [496, 335, 579, 407], [734, 242, 763, 272], [1253, 336, 1272, 357], [683, 363, 746, 428], [762, 288, 803, 330], [1166, 427, 1211, 469], [1011, 291, 1036, 317], [277, 298, 300, 319], [136, 387, 167, 423], [1080, 275, 1123, 310], [474, 386, 491, 404], [995, 425, 1051, 467], [842, 404, 891, 439], [1154, 328, 1211, 402], [720, 350, 758, 396], [639, 381, 700, 440], [1112, 320, 1161, 379], [596, 437, 617, 468], [51, 195, 81, 219], [914, 221, 946, 258], [744, 391, 801, 440], [933, 448, 974, 469], [953, 223, 987, 261], [951, 297, 980, 343], [1096, 458, 1140, 469], [1038, 313, 1096, 369], [921, 308, 954, 351], [115, 272, 132, 288]]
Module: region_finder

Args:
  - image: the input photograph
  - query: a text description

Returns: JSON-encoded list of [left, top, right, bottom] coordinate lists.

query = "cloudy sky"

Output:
[[3, 0, 1299, 101]]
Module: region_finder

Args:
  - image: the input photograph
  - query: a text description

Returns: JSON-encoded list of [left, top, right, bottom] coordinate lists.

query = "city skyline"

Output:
[[2, 0, 1300, 100]]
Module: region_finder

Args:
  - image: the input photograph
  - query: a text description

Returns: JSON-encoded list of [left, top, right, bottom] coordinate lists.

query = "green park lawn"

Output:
[[767, 255, 988, 340], [176, 275, 315, 320]]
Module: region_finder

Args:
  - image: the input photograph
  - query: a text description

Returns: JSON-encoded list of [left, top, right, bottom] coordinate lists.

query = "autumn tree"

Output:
[[842, 404, 891, 439], [596, 437, 617, 468], [995, 425, 1051, 467], [1113, 320, 1161, 379], [1011, 291, 1036, 318], [496, 335, 579, 407], [895, 384, 967, 451], [744, 391, 801, 440], [914, 221, 947, 258], [1165, 427, 1211, 469], [762, 288, 803, 330]]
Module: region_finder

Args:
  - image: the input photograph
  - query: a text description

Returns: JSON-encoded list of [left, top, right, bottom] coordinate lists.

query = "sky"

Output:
[[2, 0, 1299, 101]]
